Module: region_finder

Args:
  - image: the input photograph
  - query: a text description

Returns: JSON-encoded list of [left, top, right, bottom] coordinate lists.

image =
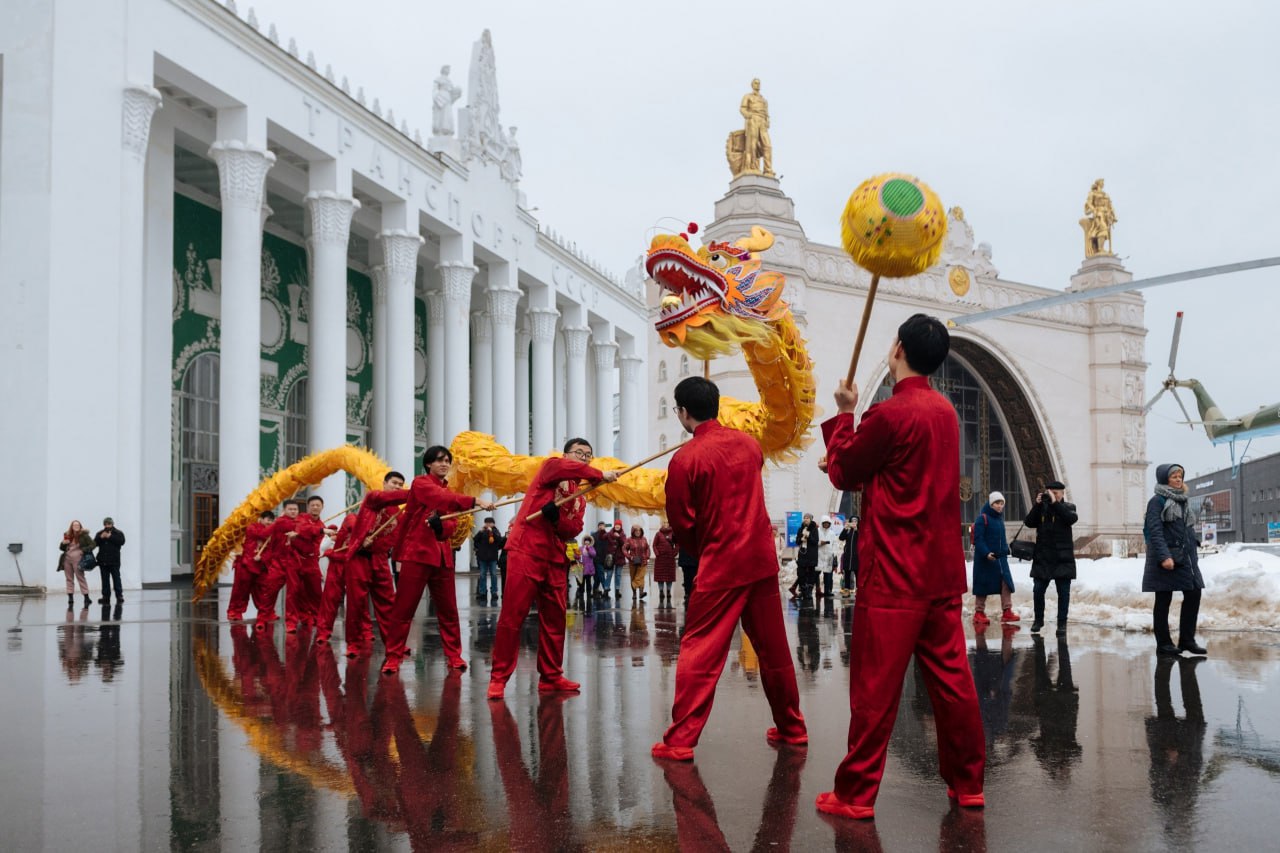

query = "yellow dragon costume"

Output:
[[193, 225, 815, 602]]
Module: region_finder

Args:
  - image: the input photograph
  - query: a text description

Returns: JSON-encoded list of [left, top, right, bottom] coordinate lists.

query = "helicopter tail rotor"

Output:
[[1145, 311, 1188, 421]]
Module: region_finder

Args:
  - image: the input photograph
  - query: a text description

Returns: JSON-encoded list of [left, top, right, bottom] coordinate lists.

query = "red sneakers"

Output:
[[538, 677, 581, 694], [446, 657, 468, 671], [815, 791, 874, 820], [947, 787, 986, 808], [487, 680, 507, 700], [972, 612, 991, 627], [1001, 609, 1020, 622], [766, 727, 809, 746], [379, 654, 401, 675], [651, 742, 695, 761], [344, 644, 365, 659]]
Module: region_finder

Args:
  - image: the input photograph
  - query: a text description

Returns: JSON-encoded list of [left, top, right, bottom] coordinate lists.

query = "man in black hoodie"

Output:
[[95, 518, 126, 605], [473, 518, 506, 603]]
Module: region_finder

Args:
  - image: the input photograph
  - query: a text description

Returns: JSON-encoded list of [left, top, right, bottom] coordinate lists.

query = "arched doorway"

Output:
[[284, 378, 308, 466], [178, 353, 219, 569]]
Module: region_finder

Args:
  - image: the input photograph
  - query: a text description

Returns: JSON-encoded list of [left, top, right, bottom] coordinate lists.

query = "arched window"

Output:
[[658, 361, 668, 382], [179, 353, 220, 567], [284, 378, 308, 466], [658, 397, 667, 419], [679, 355, 690, 377], [659, 434, 668, 451]]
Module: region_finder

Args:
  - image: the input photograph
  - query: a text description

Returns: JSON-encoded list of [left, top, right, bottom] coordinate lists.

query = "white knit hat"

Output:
[[989, 491, 1006, 504]]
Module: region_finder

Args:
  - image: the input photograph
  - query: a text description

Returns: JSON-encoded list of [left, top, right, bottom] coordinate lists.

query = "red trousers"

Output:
[[226, 559, 258, 618], [316, 559, 347, 634], [345, 553, 396, 651], [285, 559, 322, 628], [834, 594, 985, 806], [252, 564, 286, 624], [383, 560, 462, 664], [490, 553, 568, 683], [661, 575, 804, 749]]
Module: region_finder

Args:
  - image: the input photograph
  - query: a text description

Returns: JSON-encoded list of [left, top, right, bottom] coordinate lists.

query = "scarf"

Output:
[[1154, 483, 1197, 528]]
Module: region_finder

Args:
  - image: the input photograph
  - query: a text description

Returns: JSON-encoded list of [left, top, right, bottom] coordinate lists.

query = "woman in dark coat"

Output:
[[794, 514, 821, 602], [1025, 480, 1077, 636], [972, 492, 1017, 626], [651, 524, 678, 605], [1142, 463, 1206, 656]]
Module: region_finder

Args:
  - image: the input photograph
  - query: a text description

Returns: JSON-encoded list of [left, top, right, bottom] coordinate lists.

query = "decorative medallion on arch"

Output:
[[949, 338, 1056, 496]]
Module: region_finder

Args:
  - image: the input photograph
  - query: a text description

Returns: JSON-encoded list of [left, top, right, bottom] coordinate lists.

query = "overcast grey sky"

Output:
[[251, 0, 1280, 479]]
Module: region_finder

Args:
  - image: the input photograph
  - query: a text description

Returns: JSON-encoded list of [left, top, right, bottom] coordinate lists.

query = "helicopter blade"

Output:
[[1170, 386, 1195, 429], [1144, 387, 1166, 413], [1168, 311, 1184, 374]]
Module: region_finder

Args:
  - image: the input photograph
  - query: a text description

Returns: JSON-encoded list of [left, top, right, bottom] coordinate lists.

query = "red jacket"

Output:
[[623, 536, 650, 565], [652, 530, 678, 574], [351, 490, 407, 561], [263, 515, 299, 571], [821, 375, 966, 601], [392, 475, 475, 568], [293, 515, 328, 566], [505, 458, 604, 569], [326, 515, 359, 565], [665, 420, 776, 592], [239, 521, 271, 574]]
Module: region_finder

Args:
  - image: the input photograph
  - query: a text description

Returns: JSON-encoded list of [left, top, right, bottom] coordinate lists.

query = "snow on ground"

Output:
[[989, 544, 1280, 635]]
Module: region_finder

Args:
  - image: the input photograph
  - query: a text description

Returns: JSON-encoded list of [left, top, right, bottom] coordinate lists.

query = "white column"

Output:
[[305, 190, 360, 512], [425, 290, 446, 446], [380, 230, 423, 471], [488, 276, 521, 450], [370, 264, 388, 456], [528, 307, 558, 454], [592, 336, 618, 458], [563, 325, 591, 441], [619, 353, 644, 464], [209, 140, 275, 521], [514, 322, 532, 455], [470, 311, 494, 434], [437, 260, 476, 442]]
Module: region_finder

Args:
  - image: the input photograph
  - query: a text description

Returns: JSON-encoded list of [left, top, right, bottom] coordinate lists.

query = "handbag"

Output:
[[79, 551, 98, 572], [1009, 525, 1035, 562]]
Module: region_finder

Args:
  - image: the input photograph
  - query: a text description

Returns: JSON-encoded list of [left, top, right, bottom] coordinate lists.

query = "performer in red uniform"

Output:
[[816, 313, 986, 820], [487, 438, 617, 700], [651, 377, 806, 761], [381, 446, 493, 675], [343, 470, 407, 658], [227, 510, 273, 621], [283, 496, 328, 633], [314, 512, 358, 644], [254, 501, 301, 631]]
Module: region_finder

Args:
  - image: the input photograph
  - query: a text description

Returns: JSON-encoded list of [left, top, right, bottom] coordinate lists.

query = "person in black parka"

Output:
[[793, 514, 821, 604], [1142, 463, 1206, 656], [1025, 480, 1077, 636]]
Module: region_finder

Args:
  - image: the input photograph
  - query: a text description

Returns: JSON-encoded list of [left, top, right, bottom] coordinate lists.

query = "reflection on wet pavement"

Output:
[[3, 582, 1280, 850]]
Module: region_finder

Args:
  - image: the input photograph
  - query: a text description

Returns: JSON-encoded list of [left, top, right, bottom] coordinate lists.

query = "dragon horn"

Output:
[[733, 226, 774, 253]]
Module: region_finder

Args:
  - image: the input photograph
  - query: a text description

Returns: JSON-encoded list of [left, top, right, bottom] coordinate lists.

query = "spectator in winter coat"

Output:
[[818, 516, 838, 598], [652, 524, 678, 605], [1142, 463, 1206, 657], [473, 518, 506, 604], [624, 525, 651, 604], [59, 520, 96, 610], [793, 514, 821, 602], [971, 493, 1017, 627], [94, 518, 126, 605], [839, 516, 859, 596], [578, 535, 597, 610], [604, 522, 627, 599], [1025, 480, 1077, 637]]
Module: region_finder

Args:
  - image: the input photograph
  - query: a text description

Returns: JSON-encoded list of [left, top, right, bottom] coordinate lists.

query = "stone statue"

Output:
[[1080, 178, 1118, 257], [501, 126, 522, 182], [432, 65, 462, 137], [726, 78, 774, 178]]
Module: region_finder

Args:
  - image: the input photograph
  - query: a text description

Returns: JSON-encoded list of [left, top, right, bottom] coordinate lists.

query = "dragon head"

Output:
[[646, 226, 786, 348]]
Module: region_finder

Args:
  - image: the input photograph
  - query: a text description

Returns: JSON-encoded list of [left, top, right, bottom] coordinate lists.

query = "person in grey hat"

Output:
[[95, 518, 126, 605], [1024, 480, 1076, 636]]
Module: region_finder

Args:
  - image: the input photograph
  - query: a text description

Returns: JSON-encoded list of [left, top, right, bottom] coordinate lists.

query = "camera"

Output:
[[1039, 491, 1052, 505]]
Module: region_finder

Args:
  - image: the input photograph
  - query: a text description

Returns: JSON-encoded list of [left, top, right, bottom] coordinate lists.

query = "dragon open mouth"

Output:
[[646, 248, 725, 332]]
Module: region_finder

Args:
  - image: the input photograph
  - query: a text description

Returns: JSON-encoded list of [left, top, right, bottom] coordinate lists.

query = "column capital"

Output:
[[379, 229, 424, 279], [619, 352, 644, 382], [208, 141, 276, 211], [425, 290, 446, 327], [305, 191, 361, 247], [529, 306, 560, 343], [372, 264, 387, 305], [471, 310, 493, 342], [122, 85, 162, 160], [591, 338, 618, 370], [436, 261, 478, 302], [486, 285, 521, 328], [516, 322, 533, 354], [562, 325, 591, 359]]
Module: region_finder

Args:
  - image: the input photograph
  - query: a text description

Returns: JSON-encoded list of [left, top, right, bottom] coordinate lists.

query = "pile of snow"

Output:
[[986, 544, 1280, 634]]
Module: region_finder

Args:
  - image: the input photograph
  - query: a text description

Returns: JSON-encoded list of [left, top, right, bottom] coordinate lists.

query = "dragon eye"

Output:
[[708, 253, 729, 270]]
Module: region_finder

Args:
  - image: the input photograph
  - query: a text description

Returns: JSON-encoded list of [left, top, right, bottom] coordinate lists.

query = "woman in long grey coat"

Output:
[[1142, 463, 1206, 657]]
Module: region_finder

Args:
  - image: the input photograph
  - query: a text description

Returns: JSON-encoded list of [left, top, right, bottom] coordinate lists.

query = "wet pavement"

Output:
[[3, 581, 1280, 851]]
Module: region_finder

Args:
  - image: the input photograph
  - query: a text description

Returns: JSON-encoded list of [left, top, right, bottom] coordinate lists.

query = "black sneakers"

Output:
[[1178, 641, 1208, 656]]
